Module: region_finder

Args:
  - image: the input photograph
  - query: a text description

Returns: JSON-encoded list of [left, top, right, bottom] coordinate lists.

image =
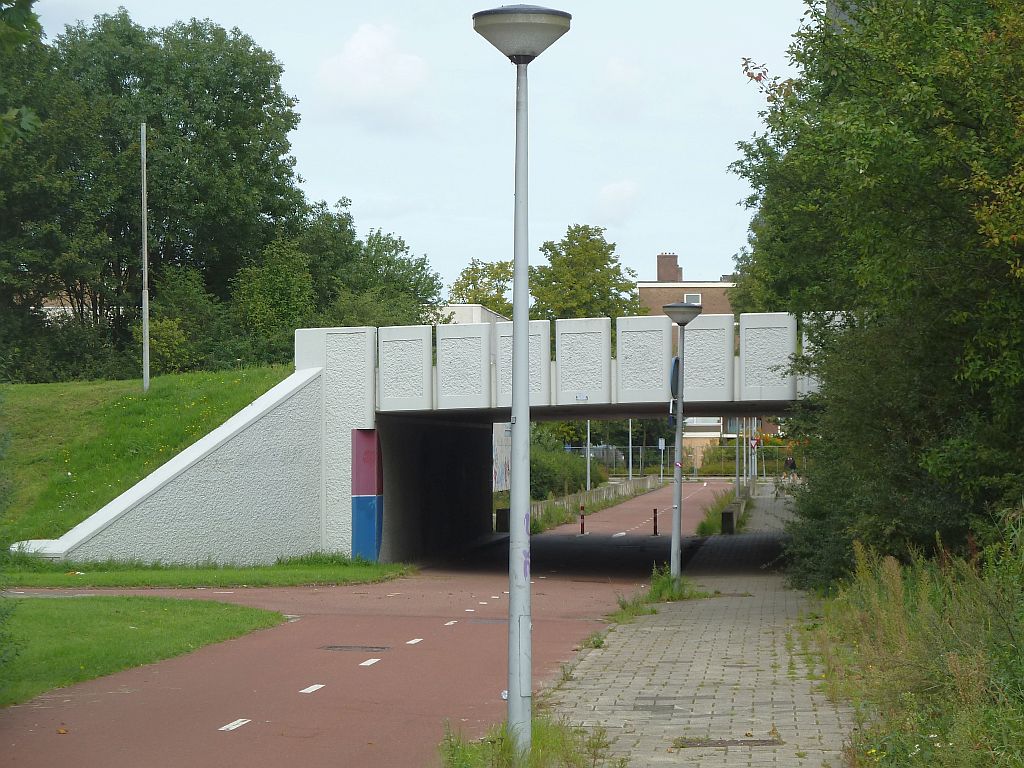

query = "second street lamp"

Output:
[[663, 301, 702, 581], [473, 4, 571, 755]]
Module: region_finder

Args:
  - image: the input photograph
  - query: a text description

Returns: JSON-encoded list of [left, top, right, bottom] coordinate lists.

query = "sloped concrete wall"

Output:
[[16, 368, 324, 565]]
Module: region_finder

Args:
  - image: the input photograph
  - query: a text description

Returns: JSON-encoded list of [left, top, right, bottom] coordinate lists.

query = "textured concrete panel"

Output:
[[495, 320, 551, 408], [684, 314, 735, 402], [324, 328, 378, 553], [60, 372, 324, 565], [436, 322, 492, 409], [556, 318, 611, 405], [378, 325, 432, 411], [616, 315, 673, 403], [739, 313, 797, 401]]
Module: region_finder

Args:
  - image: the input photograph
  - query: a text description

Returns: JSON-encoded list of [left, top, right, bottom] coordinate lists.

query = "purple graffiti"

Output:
[[522, 548, 531, 581]]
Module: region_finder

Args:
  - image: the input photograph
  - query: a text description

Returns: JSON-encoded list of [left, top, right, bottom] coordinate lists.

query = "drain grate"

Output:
[[320, 645, 390, 652], [672, 737, 784, 748]]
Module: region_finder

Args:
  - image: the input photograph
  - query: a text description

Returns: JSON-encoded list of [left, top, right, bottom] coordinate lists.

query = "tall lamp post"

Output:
[[663, 301, 702, 581], [473, 5, 570, 754]]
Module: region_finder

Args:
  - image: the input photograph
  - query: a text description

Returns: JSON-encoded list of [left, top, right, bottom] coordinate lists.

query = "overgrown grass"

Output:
[[695, 489, 740, 536], [0, 366, 291, 546], [1, 595, 282, 706], [440, 717, 625, 767], [813, 521, 1024, 767], [0, 551, 411, 588], [608, 565, 708, 624]]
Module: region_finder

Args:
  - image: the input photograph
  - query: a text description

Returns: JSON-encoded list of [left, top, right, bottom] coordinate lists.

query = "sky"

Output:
[[37, 1, 808, 290]]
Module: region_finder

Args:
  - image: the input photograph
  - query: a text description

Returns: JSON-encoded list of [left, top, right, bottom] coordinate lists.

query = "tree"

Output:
[[731, 0, 1024, 586], [448, 258, 513, 318], [530, 224, 644, 321], [0, 0, 40, 149], [0, 9, 305, 376]]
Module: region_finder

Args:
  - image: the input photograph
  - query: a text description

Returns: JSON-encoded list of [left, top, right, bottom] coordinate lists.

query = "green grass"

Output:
[[814, 525, 1024, 767], [440, 717, 625, 767], [0, 595, 283, 706], [695, 489, 743, 536], [608, 565, 708, 624], [1, 551, 411, 588], [0, 366, 291, 546]]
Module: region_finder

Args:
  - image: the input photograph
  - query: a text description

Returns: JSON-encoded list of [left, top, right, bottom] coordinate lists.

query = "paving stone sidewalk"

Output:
[[544, 484, 856, 767]]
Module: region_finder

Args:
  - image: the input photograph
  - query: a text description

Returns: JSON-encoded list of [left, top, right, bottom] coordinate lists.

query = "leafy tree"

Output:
[[0, 9, 305, 375], [732, 0, 1024, 586], [448, 258, 513, 318], [530, 224, 644, 321], [0, 0, 40, 148]]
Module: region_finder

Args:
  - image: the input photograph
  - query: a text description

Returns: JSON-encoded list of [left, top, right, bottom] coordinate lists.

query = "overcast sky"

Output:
[[37, 1, 808, 289]]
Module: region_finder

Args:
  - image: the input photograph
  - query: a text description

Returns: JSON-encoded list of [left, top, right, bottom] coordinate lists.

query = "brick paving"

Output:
[[544, 483, 855, 767]]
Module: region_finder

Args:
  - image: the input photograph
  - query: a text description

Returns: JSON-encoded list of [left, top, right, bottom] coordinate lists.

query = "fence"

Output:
[[529, 474, 663, 519], [564, 445, 690, 478]]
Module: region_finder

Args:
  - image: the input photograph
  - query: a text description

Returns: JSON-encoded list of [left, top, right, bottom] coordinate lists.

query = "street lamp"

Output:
[[663, 301, 702, 582], [473, 4, 570, 755]]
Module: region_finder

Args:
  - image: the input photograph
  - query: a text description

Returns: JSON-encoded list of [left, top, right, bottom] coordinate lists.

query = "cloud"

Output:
[[595, 180, 640, 225], [317, 23, 429, 130]]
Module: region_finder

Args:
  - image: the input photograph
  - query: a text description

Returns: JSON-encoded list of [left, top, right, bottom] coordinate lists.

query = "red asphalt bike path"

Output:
[[1, 480, 731, 767]]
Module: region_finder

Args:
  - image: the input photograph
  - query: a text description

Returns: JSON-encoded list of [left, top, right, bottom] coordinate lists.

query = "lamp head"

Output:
[[473, 5, 571, 63], [663, 301, 703, 327]]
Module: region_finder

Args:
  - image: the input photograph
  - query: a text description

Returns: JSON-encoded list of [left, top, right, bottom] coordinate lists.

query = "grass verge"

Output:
[[1, 551, 412, 588], [0, 366, 291, 546], [1, 595, 282, 706], [695, 489, 742, 536], [813, 520, 1024, 767], [440, 717, 626, 767], [608, 564, 709, 624]]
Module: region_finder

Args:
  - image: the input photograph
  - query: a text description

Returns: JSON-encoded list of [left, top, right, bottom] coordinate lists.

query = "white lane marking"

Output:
[[490, 595, 500, 600], [360, 658, 381, 667], [299, 684, 325, 694], [386, 593, 401, 597], [406, 638, 423, 645], [612, 532, 626, 538], [464, 608, 476, 612], [213, 591, 234, 594], [444, 620, 458, 626], [478, 601, 488, 605], [219, 719, 251, 731]]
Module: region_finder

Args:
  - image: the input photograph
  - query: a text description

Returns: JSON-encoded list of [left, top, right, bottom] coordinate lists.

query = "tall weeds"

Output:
[[816, 515, 1024, 766]]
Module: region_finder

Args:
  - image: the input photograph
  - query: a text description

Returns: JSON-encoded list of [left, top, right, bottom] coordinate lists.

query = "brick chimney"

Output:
[[656, 252, 682, 282]]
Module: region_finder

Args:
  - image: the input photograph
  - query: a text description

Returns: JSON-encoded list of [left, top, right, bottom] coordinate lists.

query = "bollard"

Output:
[[653, 507, 659, 536], [580, 503, 585, 535]]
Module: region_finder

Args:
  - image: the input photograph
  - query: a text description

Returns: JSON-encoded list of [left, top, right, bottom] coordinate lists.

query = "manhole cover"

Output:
[[320, 645, 390, 652]]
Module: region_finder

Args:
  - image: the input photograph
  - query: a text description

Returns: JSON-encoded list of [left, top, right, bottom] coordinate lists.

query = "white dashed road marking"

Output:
[[406, 638, 423, 645], [219, 719, 251, 731], [613, 532, 626, 537], [444, 620, 458, 626], [299, 684, 325, 694], [360, 658, 381, 667]]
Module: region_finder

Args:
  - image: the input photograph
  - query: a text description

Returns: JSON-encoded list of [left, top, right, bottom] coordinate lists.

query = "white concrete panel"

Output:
[[683, 314, 735, 403], [324, 327, 377, 553], [377, 325, 433, 411], [15, 368, 324, 565], [555, 317, 611, 405], [739, 313, 797, 402], [616, 315, 673, 403], [436, 323, 492, 409], [495, 320, 551, 408]]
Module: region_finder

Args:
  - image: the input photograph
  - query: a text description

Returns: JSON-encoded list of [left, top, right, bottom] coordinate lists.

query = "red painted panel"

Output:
[[351, 429, 382, 496]]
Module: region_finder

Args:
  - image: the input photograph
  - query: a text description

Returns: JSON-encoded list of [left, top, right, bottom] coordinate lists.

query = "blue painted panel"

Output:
[[352, 495, 383, 561]]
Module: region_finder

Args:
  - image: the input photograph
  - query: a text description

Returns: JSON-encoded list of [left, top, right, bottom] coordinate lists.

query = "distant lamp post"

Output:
[[663, 301, 702, 582], [473, 4, 571, 755]]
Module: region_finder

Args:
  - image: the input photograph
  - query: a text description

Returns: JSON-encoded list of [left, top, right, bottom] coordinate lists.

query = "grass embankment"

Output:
[[812, 524, 1024, 767], [2, 551, 411, 588], [0, 366, 291, 546], [1, 596, 283, 707], [695, 489, 744, 536]]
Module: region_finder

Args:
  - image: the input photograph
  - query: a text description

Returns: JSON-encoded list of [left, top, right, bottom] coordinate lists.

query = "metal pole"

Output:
[[670, 323, 684, 582], [141, 122, 150, 393], [586, 419, 591, 490], [507, 60, 532, 751], [734, 417, 740, 497], [628, 418, 633, 480]]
